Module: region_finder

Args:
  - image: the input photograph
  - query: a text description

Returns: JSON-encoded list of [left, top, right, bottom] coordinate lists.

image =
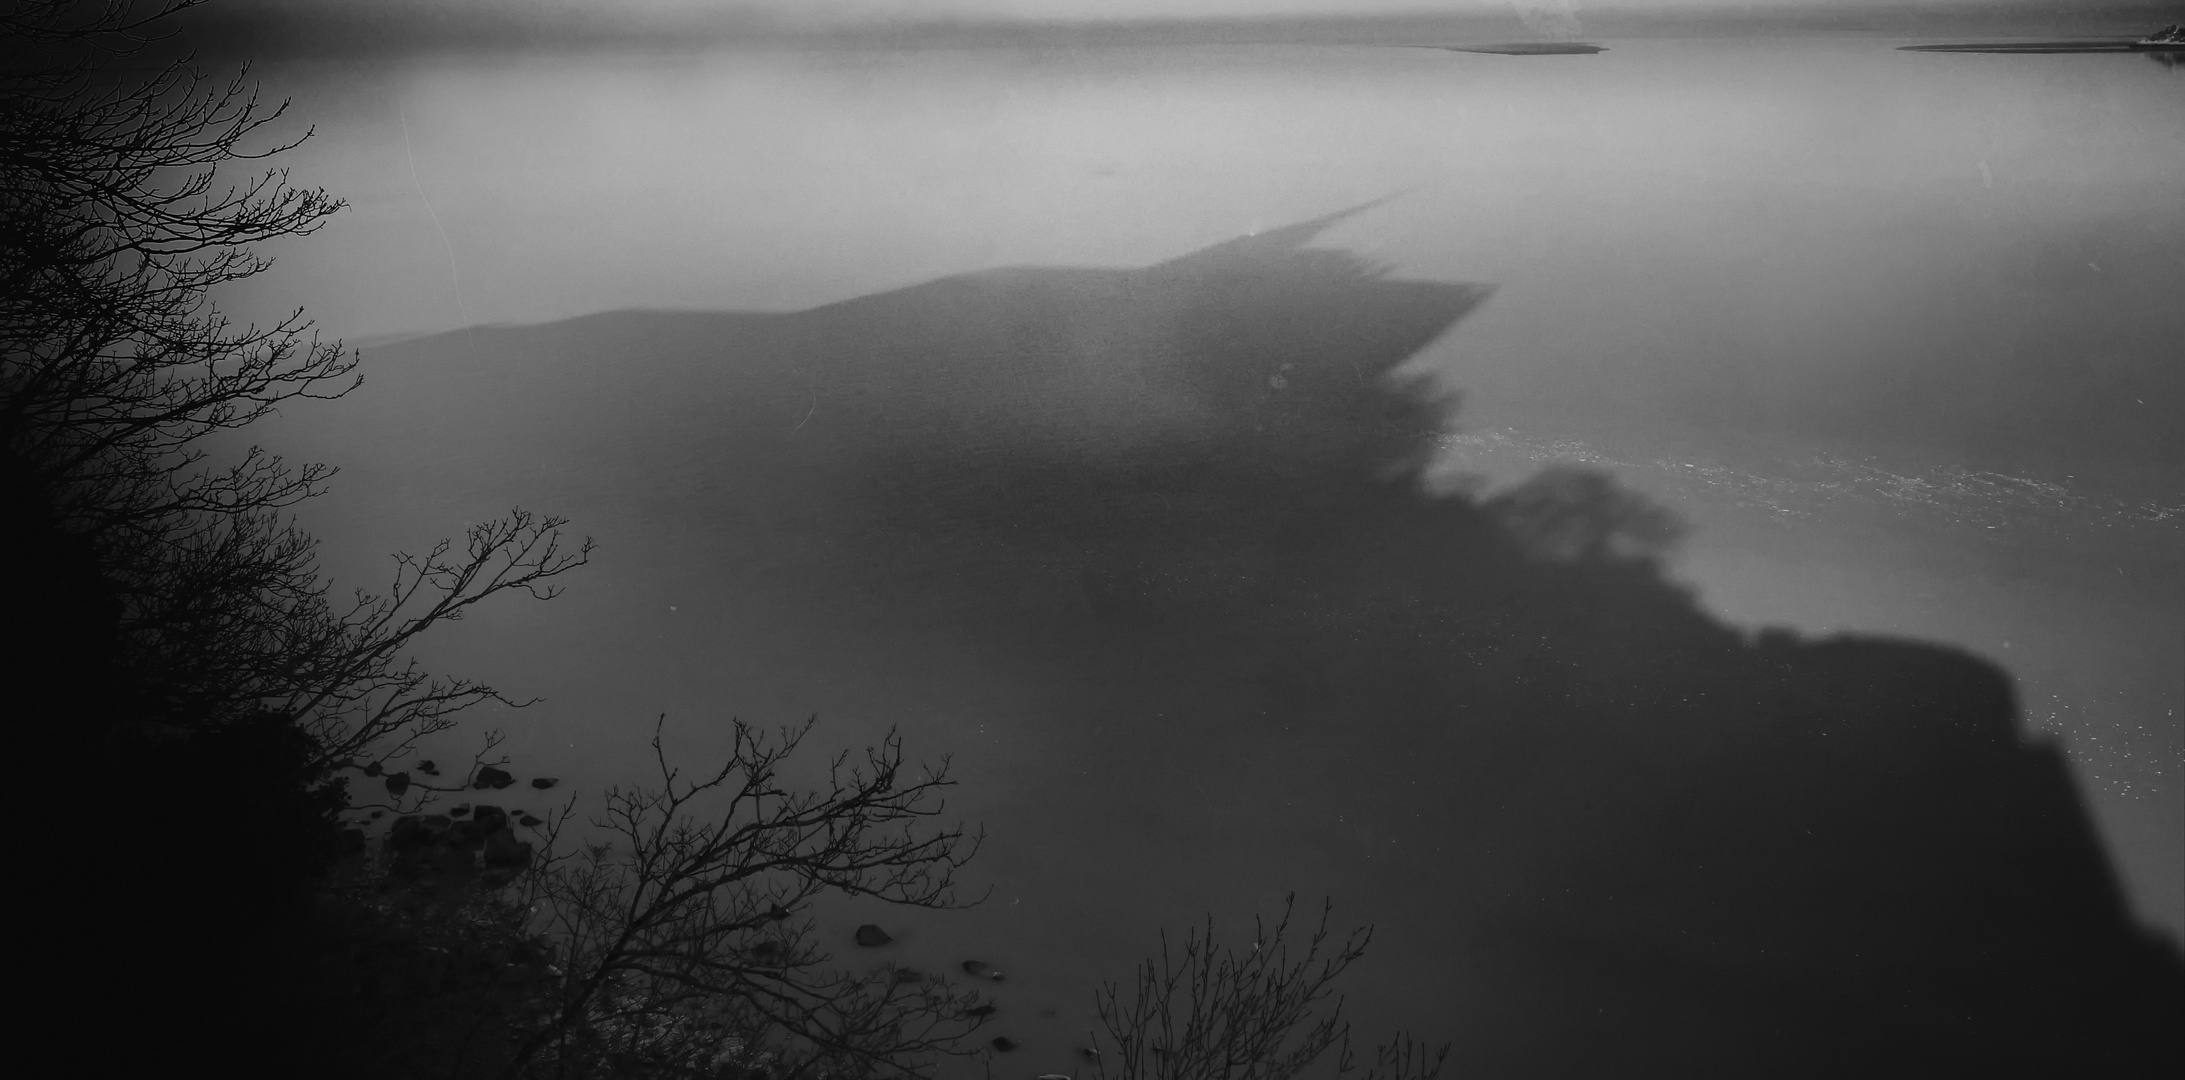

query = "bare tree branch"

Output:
[[1091, 897, 1448, 1080], [505, 717, 989, 1080]]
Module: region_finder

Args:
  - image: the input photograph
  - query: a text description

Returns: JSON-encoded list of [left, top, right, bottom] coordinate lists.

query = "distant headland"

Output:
[[1902, 24, 2185, 54]]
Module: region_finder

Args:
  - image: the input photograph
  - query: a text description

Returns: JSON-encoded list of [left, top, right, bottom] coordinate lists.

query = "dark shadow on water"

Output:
[[317, 210, 2182, 1077]]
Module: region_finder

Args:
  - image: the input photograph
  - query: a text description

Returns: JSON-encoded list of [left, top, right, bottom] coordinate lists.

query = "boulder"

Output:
[[390, 841, 473, 880], [449, 804, 472, 818], [384, 771, 410, 797], [990, 1037, 1018, 1052], [474, 766, 515, 790], [389, 847, 429, 880], [439, 845, 479, 876], [448, 819, 488, 848], [517, 814, 543, 828], [472, 805, 509, 833], [482, 828, 533, 870], [854, 924, 893, 947], [388, 814, 453, 851], [960, 959, 990, 976], [530, 777, 559, 789]]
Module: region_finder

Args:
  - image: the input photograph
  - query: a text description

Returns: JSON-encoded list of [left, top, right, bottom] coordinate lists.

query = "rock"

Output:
[[362, 761, 383, 778], [989, 971, 1006, 982], [989, 1037, 1018, 1052], [472, 805, 509, 833], [960, 959, 990, 976], [394, 839, 473, 878], [518, 814, 543, 828], [966, 1004, 996, 1017], [1079, 1047, 1100, 1061], [854, 924, 893, 947], [482, 828, 533, 870], [417, 760, 438, 775], [450, 804, 472, 817], [474, 766, 515, 790], [384, 771, 410, 797], [530, 777, 559, 789], [448, 819, 488, 848], [369, 810, 384, 820], [387, 814, 452, 850], [767, 902, 793, 921], [388, 848, 429, 880], [439, 845, 479, 876]]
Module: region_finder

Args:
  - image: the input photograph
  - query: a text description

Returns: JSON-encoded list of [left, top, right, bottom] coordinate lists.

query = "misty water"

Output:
[[228, 34, 2181, 1075]]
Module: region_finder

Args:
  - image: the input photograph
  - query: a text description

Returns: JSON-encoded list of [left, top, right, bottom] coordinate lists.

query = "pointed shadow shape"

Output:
[[275, 206, 2181, 1080]]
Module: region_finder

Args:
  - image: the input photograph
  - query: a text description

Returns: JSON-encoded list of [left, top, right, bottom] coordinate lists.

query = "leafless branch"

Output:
[[505, 717, 989, 1080], [1091, 897, 1447, 1080]]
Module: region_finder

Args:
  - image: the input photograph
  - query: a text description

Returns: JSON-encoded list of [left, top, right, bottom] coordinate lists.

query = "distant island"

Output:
[[1403, 42, 1605, 55]]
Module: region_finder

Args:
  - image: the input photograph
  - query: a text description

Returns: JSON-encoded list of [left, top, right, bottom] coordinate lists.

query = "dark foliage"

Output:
[[2, 3, 583, 1072]]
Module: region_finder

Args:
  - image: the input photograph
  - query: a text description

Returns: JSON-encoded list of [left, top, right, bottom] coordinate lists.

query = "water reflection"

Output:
[[306, 211, 2183, 1076]]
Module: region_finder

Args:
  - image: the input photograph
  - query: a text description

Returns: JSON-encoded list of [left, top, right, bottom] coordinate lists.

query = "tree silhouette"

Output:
[[506, 717, 986, 1080], [3, 0, 589, 755], [2, 3, 588, 1071], [1091, 896, 1447, 1080]]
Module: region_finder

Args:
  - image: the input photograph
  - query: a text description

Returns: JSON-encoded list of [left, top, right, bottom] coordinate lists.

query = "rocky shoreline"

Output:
[[359, 805, 539, 888]]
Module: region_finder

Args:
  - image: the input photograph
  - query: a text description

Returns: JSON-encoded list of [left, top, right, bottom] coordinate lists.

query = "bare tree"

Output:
[[1090, 896, 1448, 1080], [3, 0, 589, 762], [3, 0, 351, 532], [505, 716, 989, 1080]]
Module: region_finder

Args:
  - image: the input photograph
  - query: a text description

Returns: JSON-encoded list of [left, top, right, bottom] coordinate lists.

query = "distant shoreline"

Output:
[[1901, 40, 2184, 54]]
